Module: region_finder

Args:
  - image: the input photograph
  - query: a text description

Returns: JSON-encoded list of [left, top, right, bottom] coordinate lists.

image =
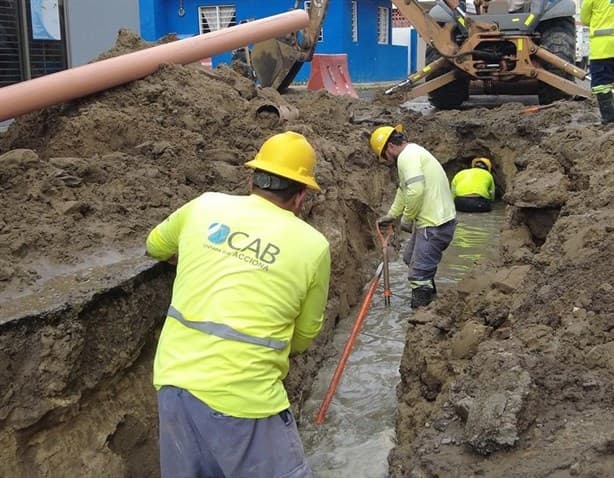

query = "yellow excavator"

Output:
[[248, 0, 589, 109], [387, 0, 590, 108]]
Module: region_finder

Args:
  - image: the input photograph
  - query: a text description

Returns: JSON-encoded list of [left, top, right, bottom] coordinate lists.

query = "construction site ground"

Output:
[[0, 31, 613, 477]]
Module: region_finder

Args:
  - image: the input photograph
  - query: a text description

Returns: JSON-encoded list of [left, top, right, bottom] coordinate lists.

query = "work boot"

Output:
[[597, 91, 614, 125], [411, 286, 435, 309]]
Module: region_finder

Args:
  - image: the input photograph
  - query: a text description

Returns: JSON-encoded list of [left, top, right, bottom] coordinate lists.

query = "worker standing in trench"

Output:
[[450, 157, 496, 212], [370, 125, 456, 308], [581, 0, 614, 125], [145, 131, 331, 478]]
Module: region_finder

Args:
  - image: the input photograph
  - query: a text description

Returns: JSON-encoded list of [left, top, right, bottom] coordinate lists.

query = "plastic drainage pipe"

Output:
[[254, 103, 300, 124], [0, 10, 309, 122]]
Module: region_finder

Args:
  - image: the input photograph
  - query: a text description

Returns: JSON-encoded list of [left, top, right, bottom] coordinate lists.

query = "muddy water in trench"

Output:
[[300, 203, 506, 477]]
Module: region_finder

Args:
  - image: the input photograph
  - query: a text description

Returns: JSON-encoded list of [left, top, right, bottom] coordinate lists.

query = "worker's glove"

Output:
[[376, 215, 396, 231], [400, 219, 414, 233]]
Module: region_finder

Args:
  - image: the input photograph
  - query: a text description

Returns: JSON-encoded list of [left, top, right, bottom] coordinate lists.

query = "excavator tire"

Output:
[[535, 17, 576, 105], [425, 45, 470, 110]]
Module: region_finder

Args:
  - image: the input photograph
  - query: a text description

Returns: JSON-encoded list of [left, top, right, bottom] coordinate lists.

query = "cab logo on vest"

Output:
[[206, 222, 281, 270], [208, 223, 230, 244]]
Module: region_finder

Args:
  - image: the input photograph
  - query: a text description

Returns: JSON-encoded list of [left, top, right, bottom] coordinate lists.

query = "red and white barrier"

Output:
[[307, 54, 358, 98]]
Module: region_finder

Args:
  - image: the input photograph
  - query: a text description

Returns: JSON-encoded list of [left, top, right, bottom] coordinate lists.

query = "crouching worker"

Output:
[[146, 131, 331, 478], [370, 124, 456, 309], [451, 157, 496, 212]]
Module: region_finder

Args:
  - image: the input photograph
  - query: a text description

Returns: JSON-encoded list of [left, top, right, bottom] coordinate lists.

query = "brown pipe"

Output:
[[0, 10, 309, 122], [254, 103, 300, 124]]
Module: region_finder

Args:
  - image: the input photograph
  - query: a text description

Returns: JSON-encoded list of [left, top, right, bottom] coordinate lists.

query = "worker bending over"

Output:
[[451, 157, 496, 212], [146, 131, 331, 478], [370, 125, 456, 309]]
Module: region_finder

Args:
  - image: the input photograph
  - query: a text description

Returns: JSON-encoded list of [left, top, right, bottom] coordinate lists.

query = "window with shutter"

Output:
[[199, 5, 237, 34], [26, 0, 67, 78], [0, 0, 22, 86]]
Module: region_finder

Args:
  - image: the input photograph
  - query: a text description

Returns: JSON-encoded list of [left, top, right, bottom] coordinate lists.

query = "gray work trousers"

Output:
[[402, 219, 456, 289], [158, 385, 312, 478]]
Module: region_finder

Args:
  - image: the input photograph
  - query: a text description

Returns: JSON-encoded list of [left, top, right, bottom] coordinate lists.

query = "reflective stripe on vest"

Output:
[[166, 305, 288, 350], [594, 28, 614, 36], [404, 175, 425, 186]]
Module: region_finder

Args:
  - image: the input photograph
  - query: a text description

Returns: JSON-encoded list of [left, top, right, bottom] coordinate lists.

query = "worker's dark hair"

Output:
[[387, 130, 406, 147], [252, 169, 306, 201]]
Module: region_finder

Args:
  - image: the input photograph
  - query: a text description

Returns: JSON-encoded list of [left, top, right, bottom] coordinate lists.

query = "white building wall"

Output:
[[65, 0, 140, 67], [392, 27, 409, 46]]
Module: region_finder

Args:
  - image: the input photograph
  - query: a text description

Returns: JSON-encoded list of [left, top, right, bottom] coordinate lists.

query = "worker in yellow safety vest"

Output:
[[146, 131, 331, 478], [450, 157, 496, 212], [581, 0, 614, 124], [370, 124, 456, 309]]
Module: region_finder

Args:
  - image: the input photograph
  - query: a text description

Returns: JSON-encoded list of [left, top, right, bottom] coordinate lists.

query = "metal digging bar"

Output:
[[376, 224, 393, 307], [315, 225, 393, 425], [315, 262, 383, 425]]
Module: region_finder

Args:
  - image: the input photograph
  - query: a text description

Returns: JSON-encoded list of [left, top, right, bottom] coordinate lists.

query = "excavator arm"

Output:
[[251, 0, 329, 91]]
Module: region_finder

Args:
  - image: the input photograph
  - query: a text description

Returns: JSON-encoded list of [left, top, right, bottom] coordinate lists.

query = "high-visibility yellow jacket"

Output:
[[581, 0, 614, 60], [146, 192, 331, 418], [388, 143, 456, 228], [451, 168, 496, 201]]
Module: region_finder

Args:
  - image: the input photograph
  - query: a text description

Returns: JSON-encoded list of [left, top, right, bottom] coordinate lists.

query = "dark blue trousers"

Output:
[[590, 58, 614, 90], [402, 219, 456, 288]]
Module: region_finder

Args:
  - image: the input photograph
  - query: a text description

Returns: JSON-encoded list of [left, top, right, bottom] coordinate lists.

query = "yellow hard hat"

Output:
[[245, 131, 320, 191], [472, 157, 492, 172], [370, 124, 404, 159]]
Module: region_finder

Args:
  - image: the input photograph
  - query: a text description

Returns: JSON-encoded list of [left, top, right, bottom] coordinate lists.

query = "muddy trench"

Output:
[[0, 141, 504, 478], [0, 115, 557, 477], [1, 33, 613, 478], [301, 203, 506, 477]]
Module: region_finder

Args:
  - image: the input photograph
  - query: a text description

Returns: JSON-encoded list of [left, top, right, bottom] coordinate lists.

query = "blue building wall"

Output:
[[138, 0, 407, 84]]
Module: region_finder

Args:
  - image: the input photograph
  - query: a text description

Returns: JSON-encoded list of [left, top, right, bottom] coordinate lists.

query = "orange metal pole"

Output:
[[521, 103, 557, 114], [315, 263, 384, 425], [0, 10, 309, 122], [315, 225, 394, 424]]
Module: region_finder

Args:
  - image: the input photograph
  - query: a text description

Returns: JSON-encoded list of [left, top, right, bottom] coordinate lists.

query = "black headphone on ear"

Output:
[[253, 171, 291, 190]]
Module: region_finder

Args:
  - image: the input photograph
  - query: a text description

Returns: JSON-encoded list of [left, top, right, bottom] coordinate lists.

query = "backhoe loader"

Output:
[[246, 0, 588, 109], [388, 0, 590, 109]]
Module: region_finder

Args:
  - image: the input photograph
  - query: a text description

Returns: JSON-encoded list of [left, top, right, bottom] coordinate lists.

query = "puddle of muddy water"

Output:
[[300, 202, 506, 477]]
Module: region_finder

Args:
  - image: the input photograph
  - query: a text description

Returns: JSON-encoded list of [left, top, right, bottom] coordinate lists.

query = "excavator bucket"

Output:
[[251, 36, 306, 92], [252, 1, 330, 92]]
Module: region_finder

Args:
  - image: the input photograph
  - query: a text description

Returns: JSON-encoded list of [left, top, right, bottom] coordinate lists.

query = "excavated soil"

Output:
[[1, 30, 613, 477]]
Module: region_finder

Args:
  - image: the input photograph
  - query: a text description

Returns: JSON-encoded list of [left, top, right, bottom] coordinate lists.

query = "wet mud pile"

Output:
[[1, 29, 613, 477], [0, 31, 401, 477], [388, 106, 614, 476]]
